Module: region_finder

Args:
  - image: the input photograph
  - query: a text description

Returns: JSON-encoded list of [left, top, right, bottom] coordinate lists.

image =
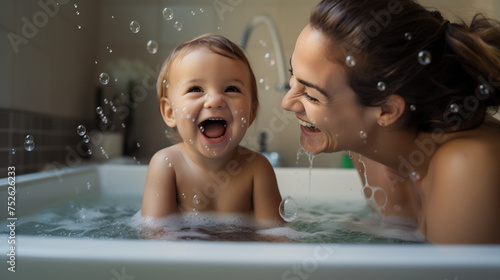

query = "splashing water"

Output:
[[358, 155, 388, 214]]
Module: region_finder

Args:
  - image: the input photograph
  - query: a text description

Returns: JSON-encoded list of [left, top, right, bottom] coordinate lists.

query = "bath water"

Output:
[[0, 193, 424, 243]]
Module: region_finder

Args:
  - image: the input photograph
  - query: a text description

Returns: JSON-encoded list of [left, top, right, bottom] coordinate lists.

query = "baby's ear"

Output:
[[160, 97, 177, 127]]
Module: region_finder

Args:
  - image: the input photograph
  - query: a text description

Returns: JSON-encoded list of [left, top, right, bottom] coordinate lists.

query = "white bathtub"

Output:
[[1, 163, 499, 280]]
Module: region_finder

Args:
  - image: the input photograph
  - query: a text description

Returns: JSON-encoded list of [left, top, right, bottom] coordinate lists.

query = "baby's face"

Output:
[[165, 48, 255, 158]]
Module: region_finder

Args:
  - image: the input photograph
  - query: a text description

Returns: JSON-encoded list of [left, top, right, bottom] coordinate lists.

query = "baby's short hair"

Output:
[[156, 34, 258, 107]]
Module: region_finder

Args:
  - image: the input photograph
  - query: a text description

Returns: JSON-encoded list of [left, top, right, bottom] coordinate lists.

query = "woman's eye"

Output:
[[305, 93, 319, 103], [188, 86, 203, 93], [225, 86, 241, 93], [288, 68, 293, 76]]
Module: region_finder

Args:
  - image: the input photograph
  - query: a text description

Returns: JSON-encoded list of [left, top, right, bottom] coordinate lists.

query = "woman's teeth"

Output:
[[299, 119, 315, 128]]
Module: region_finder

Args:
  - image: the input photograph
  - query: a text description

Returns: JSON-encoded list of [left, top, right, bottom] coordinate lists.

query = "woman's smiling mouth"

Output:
[[298, 119, 321, 133]]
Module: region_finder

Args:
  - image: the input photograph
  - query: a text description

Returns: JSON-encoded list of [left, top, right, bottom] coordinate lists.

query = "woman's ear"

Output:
[[378, 94, 405, 127], [160, 97, 177, 128]]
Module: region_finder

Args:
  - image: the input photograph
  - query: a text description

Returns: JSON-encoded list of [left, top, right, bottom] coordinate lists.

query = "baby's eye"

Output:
[[225, 86, 241, 93], [188, 86, 203, 93]]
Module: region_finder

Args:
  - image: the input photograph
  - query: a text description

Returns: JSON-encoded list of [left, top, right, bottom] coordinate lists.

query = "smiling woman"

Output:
[[283, 0, 500, 244]]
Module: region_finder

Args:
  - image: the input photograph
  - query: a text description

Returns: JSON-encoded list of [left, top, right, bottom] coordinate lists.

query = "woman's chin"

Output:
[[299, 134, 326, 155]]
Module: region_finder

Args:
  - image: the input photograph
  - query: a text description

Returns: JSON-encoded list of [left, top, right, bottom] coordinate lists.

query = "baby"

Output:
[[141, 34, 283, 225]]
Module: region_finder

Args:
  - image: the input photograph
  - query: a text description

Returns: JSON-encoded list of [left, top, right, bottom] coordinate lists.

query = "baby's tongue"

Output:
[[202, 120, 226, 138]]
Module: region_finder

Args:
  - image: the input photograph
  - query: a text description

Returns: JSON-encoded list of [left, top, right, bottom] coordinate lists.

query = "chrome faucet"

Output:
[[239, 13, 290, 92]]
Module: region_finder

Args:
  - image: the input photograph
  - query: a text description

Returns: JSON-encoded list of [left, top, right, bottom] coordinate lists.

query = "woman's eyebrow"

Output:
[[296, 78, 329, 97], [290, 57, 328, 97]]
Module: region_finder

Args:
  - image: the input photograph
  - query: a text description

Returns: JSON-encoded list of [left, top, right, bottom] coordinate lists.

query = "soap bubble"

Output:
[[146, 40, 158, 54], [417, 50, 432, 65], [377, 81, 386, 92], [409, 171, 420, 182], [11, 149, 16, 155], [193, 195, 200, 205], [174, 21, 182, 31], [129, 21, 140, 33], [409, 104, 416, 111], [264, 52, 276, 66], [478, 84, 491, 97], [162, 7, 174, 20], [279, 196, 298, 222], [258, 77, 270, 91], [24, 135, 35, 152], [359, 130, 367, 139], [76, 125, 86, 136], [83, 135, 90, 143], [345, 55, 356, 67], [96, 106, 103, 114], [449, 103, 459, 113], [404, 32, 412, 41], [98, 73, 109, 85]]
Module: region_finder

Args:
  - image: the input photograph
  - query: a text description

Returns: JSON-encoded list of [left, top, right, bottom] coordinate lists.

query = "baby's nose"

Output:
[[204, 92, 226, 109]]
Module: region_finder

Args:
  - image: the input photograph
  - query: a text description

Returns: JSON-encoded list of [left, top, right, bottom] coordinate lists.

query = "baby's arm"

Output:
[[251, 153, 284, 223], [141, 149, 179, 218]]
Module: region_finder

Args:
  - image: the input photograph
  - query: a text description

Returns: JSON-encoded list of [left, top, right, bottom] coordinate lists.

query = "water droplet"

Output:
[[377, 81, 386, 91], [181, 193, 186, 199], [77, 25, 82, 30], [96, 106, 103, 114], [417, 50, 431, 65], [449, 103, 459, 113], [190, 10, 196, 16], [77, 125, 86, 136], [83, 135, 90, 143], [109, 48, 113, 53], [193, 195, 200, 205], [94, 60, 98, 65], [174, 21, 182, 31], [75, 11, 80, 16], [24, 135, 35, 151], [162, 7, 174, 20], [279, 196, 298, 222], [146, 40, 158, 54], [345, 55, 356, 67], [11, 149, 16, 155], [264, 52, 276, 66], [136, 142, 141, 148], [74, 4, 78, 8], [404, 32, 412, 41], [99, 73, 109, 85], [409, 104, 416, 111], [359, 130, 367, 139], [199, 8, 204, 13], [189, 139, 194, 145], [409, 171, 420, 182], [478, 84, 491, 96]]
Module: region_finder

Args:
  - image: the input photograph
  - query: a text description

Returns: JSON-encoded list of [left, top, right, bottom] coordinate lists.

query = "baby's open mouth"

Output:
[[299, 119, 321, 132], [198, 118, 227, 139]]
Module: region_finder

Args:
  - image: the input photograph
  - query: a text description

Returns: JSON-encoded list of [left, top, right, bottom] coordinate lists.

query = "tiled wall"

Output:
[[0, 109, 90, 176]]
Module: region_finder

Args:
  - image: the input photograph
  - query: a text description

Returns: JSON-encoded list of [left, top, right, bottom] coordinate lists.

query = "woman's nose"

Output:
[[282, 77, 304, 112], [204, 92, 226, 109]]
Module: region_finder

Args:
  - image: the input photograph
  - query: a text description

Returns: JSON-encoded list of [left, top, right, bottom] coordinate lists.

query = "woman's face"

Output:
[[282, 24, 380, 155]]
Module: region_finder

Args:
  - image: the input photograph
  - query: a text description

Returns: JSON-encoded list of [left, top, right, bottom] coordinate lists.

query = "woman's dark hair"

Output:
[[310, 0, 500, 132]]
